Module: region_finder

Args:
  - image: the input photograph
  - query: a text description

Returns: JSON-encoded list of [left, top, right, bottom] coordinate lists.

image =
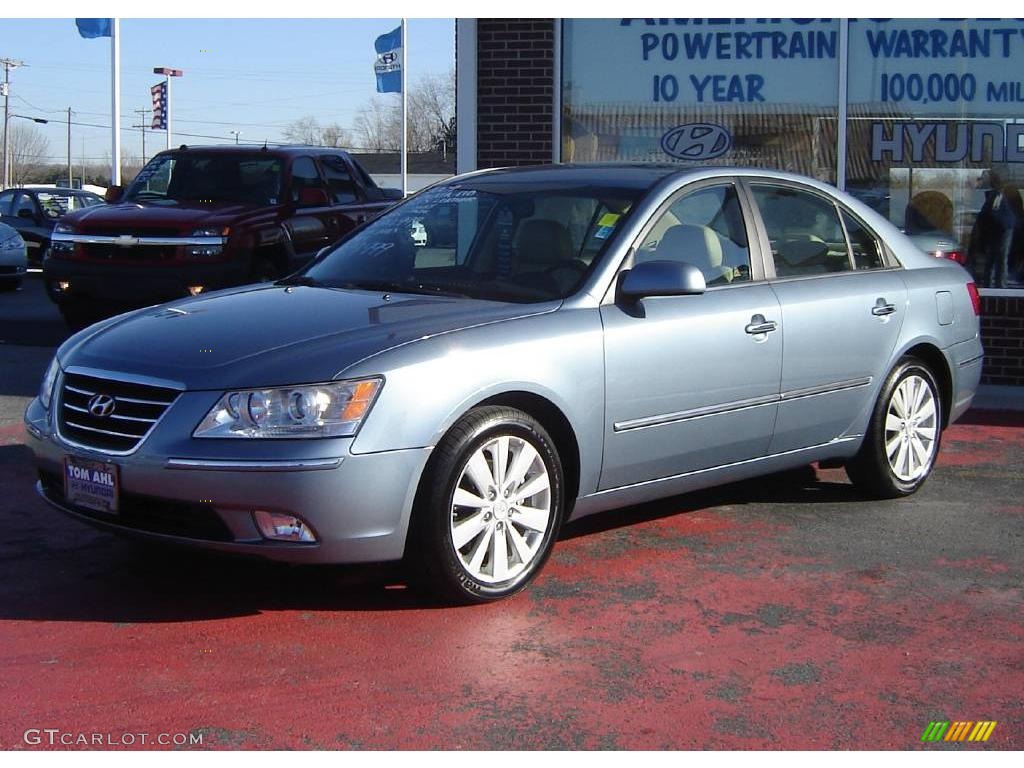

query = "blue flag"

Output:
[[374, 26, 402, 94], [75, 18, 113, 38]]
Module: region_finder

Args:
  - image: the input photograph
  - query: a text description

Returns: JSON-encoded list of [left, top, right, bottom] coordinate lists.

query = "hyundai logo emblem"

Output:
[[87, 394, 116, 418], [660, 123, 732, 161], [380, 52, 396, 64]]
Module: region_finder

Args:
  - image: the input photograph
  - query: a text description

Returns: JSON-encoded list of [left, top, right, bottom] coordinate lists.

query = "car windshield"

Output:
[[299, 183, 639, 303], [123, 153, 283, 205], [36, 191, 103, 219]]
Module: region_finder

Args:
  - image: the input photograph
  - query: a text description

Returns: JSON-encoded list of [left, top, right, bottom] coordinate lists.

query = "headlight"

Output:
[[194, 378, 382, 439], [53, 222, 76, 235], [39, 357, 61, 410], [188, 227, 229, 258], [0, 233, 24, 249]]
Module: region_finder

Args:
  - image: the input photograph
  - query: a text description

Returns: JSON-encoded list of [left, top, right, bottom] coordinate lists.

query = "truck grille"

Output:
[[80, 243, 178, 262], [58, 372, 180, 453]]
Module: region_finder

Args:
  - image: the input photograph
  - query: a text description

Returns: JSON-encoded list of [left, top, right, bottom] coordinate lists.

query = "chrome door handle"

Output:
[[872, 300, 897, 317], [745, 315, 778, 335]]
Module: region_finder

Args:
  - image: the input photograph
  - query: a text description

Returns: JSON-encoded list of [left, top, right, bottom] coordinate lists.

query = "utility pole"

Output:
[[133, 108, 150, 164], [1, 58, 25, 190], [67, 107, 73, 187]]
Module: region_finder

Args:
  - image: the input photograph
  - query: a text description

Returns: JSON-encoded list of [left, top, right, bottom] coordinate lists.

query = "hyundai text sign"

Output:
[[660, 123, 732, 161]]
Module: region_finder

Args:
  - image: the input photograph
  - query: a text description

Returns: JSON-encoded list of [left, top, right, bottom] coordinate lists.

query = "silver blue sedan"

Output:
[[24, 166, 983, 603], [0, 222, 27, 290]]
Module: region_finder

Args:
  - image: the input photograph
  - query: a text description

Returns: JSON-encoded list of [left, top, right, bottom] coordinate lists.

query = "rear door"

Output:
[[746, 180, 908, 453]]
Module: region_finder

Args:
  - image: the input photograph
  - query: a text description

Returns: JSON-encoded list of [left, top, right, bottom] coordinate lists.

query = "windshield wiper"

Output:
[[275, 275, 325, 288], [337, 280, 472, 298]]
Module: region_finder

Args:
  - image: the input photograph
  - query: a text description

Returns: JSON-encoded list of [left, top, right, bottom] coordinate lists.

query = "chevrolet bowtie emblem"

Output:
[[113, 235, 139, 247]]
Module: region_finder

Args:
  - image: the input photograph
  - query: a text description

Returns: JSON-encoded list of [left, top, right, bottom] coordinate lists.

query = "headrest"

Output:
[[514, 219, 573, 266], [656, 224, 723, 271]]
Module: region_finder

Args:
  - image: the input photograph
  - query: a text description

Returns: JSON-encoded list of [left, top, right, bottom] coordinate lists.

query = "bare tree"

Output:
[[353, 97, 399, 151], [9, 122, 51, 185], [283, 115, 323, 145], [352, 71, 456, 153], [282, 115, 354, 148]]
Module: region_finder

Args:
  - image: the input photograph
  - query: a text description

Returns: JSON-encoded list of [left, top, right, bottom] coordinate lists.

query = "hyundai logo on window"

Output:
[[660, 123, 732, 161]]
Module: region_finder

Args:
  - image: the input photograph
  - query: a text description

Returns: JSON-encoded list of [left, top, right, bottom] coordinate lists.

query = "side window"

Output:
[[290, 157, 325, 203], [842, 210, 885, 270], [13, 193, 37, 218], [752, 185, 852, 277], [0, 191, 14, 216], [637, 184, 752, 286], [320, 156, 361, 205]]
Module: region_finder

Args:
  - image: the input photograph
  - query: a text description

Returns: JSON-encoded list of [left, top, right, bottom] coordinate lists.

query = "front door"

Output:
[[599, 182, 784, 490], [747, 182, 908, 453]]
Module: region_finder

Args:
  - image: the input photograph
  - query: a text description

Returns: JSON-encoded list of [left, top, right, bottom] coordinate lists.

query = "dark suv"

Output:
[[44, 145, 401, 327]]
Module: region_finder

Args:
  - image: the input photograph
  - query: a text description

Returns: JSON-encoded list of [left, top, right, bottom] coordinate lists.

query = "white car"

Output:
[[0, 222, 27, 291]]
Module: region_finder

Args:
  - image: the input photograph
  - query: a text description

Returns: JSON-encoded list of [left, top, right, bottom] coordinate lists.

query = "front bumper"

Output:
[[24, 395, 431, 564], [42, 256, 250, 307]]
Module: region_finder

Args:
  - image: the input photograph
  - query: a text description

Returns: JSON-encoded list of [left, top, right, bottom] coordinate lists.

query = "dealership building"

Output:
[[454, 18, 1024, 386]]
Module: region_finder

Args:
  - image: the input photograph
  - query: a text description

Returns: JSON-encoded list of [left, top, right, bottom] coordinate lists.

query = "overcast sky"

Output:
[[1, 17, 454, 166]]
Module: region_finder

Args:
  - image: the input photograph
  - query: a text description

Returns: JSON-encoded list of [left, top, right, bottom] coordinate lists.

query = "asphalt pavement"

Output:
[[0, 276, 1021, 750]]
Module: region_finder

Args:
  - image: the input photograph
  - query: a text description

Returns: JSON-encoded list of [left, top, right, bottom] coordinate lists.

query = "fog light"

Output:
[[253, 510, 316, 542], [187, 285, 205, 296], [57, 281, 70, 291]]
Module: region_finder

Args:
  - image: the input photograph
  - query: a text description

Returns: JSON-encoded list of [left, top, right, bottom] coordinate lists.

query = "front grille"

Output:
[[81, 227, 182, 238], [80, 243, 178, 262], [58, 372, 180, 453], [39, 470, 233, 542]]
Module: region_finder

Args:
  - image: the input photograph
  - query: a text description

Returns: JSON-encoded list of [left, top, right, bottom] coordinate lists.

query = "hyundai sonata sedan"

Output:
[[25, 165, 983, 603]]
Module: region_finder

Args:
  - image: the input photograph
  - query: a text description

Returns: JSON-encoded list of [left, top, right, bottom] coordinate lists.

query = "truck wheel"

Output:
[[409, 406, 564, 604], [846, 357, 942, 499]]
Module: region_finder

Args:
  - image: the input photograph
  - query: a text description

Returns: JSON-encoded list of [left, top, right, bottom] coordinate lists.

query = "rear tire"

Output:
[[408, 406, 564, 604], [846, 357, 942, 498]]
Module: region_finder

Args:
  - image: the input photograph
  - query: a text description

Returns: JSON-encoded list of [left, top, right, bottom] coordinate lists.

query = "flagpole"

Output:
[[400, 17, 407, 198], [111, 17, 121, 186]]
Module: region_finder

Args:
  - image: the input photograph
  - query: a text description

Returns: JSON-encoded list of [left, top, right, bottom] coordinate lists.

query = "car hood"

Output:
[[59, 285, 555, 390], [62, 200, 258, 234]]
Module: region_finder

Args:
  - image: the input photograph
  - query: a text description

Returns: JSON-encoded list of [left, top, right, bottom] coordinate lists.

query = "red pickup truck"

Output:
[[44, 145, 402, 328]]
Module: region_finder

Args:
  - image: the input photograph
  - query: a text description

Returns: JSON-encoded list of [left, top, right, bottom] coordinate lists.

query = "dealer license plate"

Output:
[[64, 455, 120, 514]]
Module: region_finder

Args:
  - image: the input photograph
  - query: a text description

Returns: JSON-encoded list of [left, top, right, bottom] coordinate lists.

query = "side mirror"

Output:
[[618, 260, 706, 303], [104, 185, 123, 203], [297, 188, 330, 207], [16, 207, 37, 220]]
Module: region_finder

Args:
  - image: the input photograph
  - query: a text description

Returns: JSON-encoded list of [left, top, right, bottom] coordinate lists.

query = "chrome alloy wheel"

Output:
[[884, 374, 938, 482], [449, 435, 552, 584]]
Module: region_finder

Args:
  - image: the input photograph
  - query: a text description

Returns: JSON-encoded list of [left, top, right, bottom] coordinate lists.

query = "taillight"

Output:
[[945, 250, 966, 265], [966, 282, 981, 316]]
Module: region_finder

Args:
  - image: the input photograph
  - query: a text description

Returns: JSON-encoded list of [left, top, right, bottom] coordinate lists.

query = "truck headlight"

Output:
[[53, 222, 76, 235], [39, 357, 61, 410], [188, 227, 229, 258], [194, 378, 382, 439], [0, 232, 23, 249]]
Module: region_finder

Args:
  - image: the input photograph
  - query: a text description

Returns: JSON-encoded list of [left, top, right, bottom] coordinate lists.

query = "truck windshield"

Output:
[[300, 183, 639, 303], [123, 153, 283, 205]]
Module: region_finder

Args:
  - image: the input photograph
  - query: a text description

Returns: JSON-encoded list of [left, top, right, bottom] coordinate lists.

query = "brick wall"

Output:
[[476, 19, 555, 168], [980, 295, 1024, 386]]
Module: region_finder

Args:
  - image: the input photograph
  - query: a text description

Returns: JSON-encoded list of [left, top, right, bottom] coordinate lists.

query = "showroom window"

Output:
[[560, 18, 1024, 291]]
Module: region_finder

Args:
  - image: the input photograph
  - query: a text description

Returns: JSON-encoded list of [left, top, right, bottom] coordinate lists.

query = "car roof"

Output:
[[153, 144, 351, 159], [461, 164, 683, 191], [4, 187, 97, 195]]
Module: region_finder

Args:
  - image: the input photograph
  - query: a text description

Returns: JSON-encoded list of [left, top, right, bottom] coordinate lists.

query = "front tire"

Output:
[[409, 406, 564, 604], [846, 357, 942, 498]]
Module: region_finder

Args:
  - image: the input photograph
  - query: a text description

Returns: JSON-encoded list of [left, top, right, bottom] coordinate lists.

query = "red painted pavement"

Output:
[[0, 414, 1021, 750]]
